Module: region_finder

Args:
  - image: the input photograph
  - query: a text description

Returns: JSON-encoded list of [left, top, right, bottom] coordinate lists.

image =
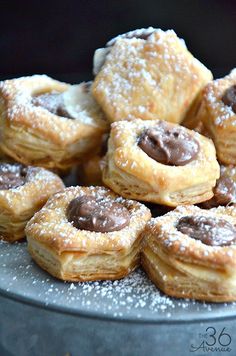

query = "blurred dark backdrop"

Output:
[[0, 0, 235, 82]]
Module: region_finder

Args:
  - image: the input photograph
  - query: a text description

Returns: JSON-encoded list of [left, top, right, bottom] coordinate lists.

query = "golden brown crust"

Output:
[[28, 238, 141, 282], [102, 119, 220, 206], [188, 69, 236, 164], [0, 76, 108, 171], [92, 29, 212, 124], [141, 205, 236, 302], [0, 166, 64, 242], [26, 186, 151, 281], [77, 133, 108, 186], [77, 155, 104, 186]]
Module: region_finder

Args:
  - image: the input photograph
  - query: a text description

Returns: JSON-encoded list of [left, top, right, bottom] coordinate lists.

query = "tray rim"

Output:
[[1, 277, 236, 325]]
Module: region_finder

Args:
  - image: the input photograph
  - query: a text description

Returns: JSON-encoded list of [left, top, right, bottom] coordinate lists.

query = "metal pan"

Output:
[[0, 241, 236, 356]]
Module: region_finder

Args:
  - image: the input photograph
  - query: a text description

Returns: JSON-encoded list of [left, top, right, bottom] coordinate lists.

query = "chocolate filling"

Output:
[[222, 85, 236, 114], [66, 195, 130, 233], [201, 174, 235, 209], [138, 122, 200, 166], [176, 215, 236, 246], [94, 28, 156, 75], [106, 28, 155, 47], [32, 93, 72, 119], [0, 163, 28, 190]]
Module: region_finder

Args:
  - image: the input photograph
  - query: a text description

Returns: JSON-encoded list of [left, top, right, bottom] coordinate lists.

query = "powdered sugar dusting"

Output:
[[146, 205, 236, 267], [0, 75, 108, 148], [26, 186, 150, 252], [1, 240, 234, 321], [93, 28, 212, 123], [203, 69, 236, 127], [106, 27, 156, 47]]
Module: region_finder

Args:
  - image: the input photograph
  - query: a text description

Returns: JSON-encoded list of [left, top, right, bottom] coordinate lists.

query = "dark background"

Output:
[[0, 0, 235, 82]]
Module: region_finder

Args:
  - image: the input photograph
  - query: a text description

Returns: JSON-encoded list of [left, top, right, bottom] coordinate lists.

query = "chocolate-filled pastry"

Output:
[[142, 205, 236, 302], [186, 69, 236, 165], [0, 163, 64, 242], [102, 119, 220, 207], [26, 186, 151, 281], [77, 134, 109, 186], [200, 165, 236, 209], [92, 28, 212, 124], [0, 76, 108, 171]]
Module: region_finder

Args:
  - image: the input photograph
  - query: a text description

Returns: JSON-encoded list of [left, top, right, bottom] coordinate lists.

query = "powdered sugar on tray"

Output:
[[0, 240, 235, 321]]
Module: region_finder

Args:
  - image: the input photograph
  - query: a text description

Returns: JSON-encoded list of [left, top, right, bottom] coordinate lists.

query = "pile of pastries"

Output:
[[1, 27, 236, 303]]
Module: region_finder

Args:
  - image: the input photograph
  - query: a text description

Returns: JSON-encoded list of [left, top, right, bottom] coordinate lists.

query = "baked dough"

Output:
[[187, 69, 236, 164], [102, 119, 220, 207], [200, 164, 236, 209], [0, 163, 64, 242], [142, 205, 236, 302], [0, 76, 108, 171], [26, 186, 151, 282], [92, 28, 212, 124], [77, 155, 104, 186], [77, 134, 108, 186]]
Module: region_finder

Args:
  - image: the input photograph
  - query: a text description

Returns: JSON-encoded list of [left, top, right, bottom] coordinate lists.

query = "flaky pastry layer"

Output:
[[0, 76, 108, 170], [186, 69, 236, 165], [0, 166, 64, 242], [26, 186, 151, 281], [102, 119, 220, 206], [142, 205, 236, 302], [92, 29, 212, 124]]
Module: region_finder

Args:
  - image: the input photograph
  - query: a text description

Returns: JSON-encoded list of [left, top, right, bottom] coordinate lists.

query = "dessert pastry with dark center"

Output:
[[26, 186, 151, 281], [102, 119, 220, 206], [185, 69, 236, 165], [92, 28, 212, 124], [0, 163, 64, 242], [0, 76, 108, 171], [31, 92, 71, 119], [141, 205, 236, 302], [0, 163, 27, 190], [200, 165, 236, 209]]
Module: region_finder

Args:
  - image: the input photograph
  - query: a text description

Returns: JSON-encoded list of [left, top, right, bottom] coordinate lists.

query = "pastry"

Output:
[[77, 155, 104, 186], [188, 69, 236, 165], [92, 28, 212, 124], [77, 134, 108, 186], [200, 165, 236, 209], [26, 186, 151, 281], [0, 163, 64, 242], [0, 76, 108, 171], [142, 205, 236, 302], [102, 119, 220, 207]]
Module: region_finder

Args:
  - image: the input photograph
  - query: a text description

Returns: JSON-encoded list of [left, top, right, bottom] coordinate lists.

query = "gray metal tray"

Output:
[[1, 169, 236, 355], [0, 241, 236, 324], [1, 241, 236, 356]]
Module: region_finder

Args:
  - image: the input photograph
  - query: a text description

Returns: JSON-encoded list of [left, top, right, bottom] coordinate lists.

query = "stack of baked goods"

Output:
[[1, 27, 236, 303]]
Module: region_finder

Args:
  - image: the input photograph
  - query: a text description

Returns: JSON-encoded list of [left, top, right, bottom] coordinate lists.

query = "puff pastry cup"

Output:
[[0, 75, 108, 171], [92, 28, 212, 124], [26, 186, 151, 282], [200, 164, 236, 209], [102, 119, 220, 207], [0, 163, 64, 242], [141, 205, 236, 302], [77, 134, 108, 186], [186, 69, 236, 165], [77, 155, 104, 186]]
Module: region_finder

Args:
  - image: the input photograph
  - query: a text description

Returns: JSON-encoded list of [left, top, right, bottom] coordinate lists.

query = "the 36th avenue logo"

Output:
[[190, 327, 232, 353]]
